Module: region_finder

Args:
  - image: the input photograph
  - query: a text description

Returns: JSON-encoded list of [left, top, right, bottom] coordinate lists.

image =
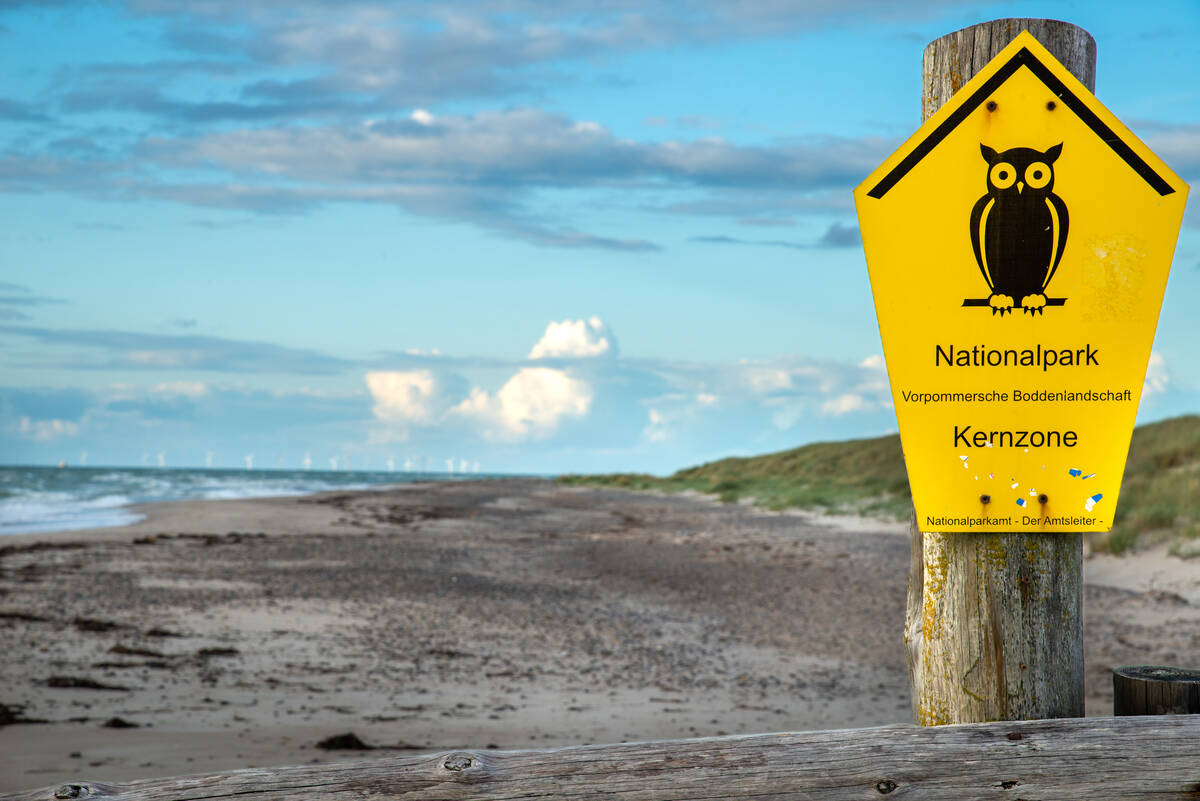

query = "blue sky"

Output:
[[1, 0, 1197, 474]]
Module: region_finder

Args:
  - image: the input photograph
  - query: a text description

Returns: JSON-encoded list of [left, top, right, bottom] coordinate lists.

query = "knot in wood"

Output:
[[54, 786, 87, 799], [875, 779, 898, 794], [443, 754, 475, 772]]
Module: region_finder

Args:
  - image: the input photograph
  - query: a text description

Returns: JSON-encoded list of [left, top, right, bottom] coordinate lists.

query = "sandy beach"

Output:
[[1, 479, 1197, 793]]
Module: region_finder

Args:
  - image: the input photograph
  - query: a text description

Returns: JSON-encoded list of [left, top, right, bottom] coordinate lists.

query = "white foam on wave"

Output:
[[0, 467, 427, 535], [194, 476, 374, 501], [0, 492, 145, 534], [203, 484, 311, 500]]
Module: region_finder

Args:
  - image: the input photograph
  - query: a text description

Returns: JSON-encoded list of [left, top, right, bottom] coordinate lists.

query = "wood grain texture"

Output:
[[922, 18, 1097, 121], [5, 716, 1198, 801], [1114, 666, 1200, 715], [905, 19, 1096, 726], [905, 510, 925, 720], [911, 532, 1084, 724]]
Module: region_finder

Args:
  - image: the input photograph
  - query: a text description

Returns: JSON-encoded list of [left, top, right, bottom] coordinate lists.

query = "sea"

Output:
[[0, 466, 495, 536]]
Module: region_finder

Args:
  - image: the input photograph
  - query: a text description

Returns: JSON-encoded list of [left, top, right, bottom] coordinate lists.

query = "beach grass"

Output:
[[1111, 415, 1200, 555], [558, 414, 1200, 555]]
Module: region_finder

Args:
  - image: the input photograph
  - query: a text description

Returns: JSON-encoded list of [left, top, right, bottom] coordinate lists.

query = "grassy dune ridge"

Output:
[[558, 414, 1200, 555]]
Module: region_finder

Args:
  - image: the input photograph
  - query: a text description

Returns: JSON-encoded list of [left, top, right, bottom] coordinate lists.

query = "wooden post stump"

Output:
[[906, 19, 1095, 725], [1113, 665, 1200, 715]]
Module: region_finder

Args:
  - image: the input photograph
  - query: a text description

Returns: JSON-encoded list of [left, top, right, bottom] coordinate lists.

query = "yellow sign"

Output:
[[854, 31, 1188, 533]]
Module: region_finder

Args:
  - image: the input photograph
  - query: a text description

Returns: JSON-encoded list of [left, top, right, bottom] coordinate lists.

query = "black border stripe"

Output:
[[1022, 54, 1174, 196], [867, 48, 1176, 199], [867, 54, 1025, 199]]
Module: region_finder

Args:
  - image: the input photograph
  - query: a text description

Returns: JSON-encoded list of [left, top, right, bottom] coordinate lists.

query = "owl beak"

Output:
[[1017, 181, 1025, 194]]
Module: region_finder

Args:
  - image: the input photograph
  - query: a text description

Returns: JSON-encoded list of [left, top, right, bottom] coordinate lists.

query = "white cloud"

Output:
[[150, 108, 877, 192], [855, 354, 889, 394], [349, 319, 897, 458], [821, 393, 867, 416], [529, 316, 616, 359], [365, 320, 608, 443], [19, 417, 80, 441], [130, 107, 884, 250], [742, 366, 793, 394], [1144, 351, 1168, 396], [644, 407, 668, 442], [127, 350, 189, 367], [769, 402, 806, 431], [858, 354, 885, 370], [366, 370, 439, 423], [451, 367, 592, 441], [690, 357, 894, 423], [153, 381, 208, 397], [1143, 122, 1200, 179]]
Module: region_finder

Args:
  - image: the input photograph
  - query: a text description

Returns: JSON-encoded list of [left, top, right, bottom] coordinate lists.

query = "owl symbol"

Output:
[[969, 143, 1069, 315]]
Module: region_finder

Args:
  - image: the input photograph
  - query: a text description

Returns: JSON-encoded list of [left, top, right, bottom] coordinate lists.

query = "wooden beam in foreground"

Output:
[[5, 716, 1199, 801]]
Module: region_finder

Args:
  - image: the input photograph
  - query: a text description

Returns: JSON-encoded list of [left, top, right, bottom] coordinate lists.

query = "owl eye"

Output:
[[1025, 162, 1052, 189], [989, 162, 1017, 189]]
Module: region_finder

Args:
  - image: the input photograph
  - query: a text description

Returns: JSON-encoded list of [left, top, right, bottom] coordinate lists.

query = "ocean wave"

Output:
[[0, 492, 144, 535], [0, 467, 469, 535]]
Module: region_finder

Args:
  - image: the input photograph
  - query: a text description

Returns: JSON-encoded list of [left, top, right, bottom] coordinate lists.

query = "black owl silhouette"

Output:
[[969, 143, 1069, 315]]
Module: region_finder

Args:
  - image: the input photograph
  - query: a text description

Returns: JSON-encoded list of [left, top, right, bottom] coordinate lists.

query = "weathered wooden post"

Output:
[[905, 521, 1085, 723], [1113, 665, 1200, 715], [857, 17, 1185, 725], [904, 20, 1095, 724]]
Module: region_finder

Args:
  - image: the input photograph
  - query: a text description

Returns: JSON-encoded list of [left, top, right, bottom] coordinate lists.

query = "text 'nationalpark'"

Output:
[[935, 343, 1099, 370]]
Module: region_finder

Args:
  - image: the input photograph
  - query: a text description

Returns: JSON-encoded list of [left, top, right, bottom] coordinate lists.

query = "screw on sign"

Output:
[[855, 30, 1188, 534]]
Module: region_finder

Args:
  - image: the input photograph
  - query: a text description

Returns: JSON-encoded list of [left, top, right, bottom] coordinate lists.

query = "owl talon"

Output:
[[988, 293, 1014, 315], [1021, 293, 1047, 314]]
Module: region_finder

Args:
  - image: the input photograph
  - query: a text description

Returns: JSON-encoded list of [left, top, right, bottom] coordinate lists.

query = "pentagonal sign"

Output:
[[854, 31, 1188, 532]]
